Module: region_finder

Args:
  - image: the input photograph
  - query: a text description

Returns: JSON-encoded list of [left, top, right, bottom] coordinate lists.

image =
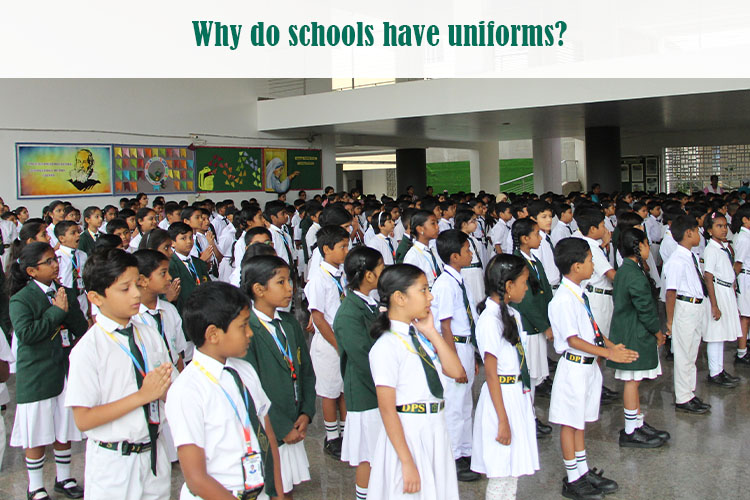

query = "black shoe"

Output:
[[665, 350, 674, 361], [618, 428, 665, 448], [721, 370, 740, 383], [601, 386, 619, 398], [536, 378, 553, 398], [562, 474, 604, 500], [548, 357, 558, 372], [536, 418, 552, 436], [54, 479, 84, 499], [735, 352, 750, 365], [640, 421, 671, 441], [323, 437, 342, 459], [675, 398, 710, 414], [455, 457, 469, 472], [693, 396, 712, 410], [586, 468, 619, 494], [27, 488, 51, 500], [457, 467, 481, 482], [708, 372, 738, 388], [600, 392, 616, 406]]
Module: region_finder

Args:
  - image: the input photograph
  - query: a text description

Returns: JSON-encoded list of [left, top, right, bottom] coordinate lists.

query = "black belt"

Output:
[[676, 295, 703, 304], [741, 269, 750, 275], [652, 240, 662, 244], [498, 375, 519, 384], [98, 440, 152, 456], [714, 278, 734, 288], [452, 335, 470, 344], [564, 351, 595, 364], [586, 285, 612, 296], [396, 401, 445, 414]]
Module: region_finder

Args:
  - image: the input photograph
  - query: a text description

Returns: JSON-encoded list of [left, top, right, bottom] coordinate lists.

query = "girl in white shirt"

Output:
[[367, 212, 396, 266]]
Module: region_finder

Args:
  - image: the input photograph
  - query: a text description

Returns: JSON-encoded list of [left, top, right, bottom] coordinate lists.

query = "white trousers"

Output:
[[444, 342, 475, 459], [673, 301, 706, 404]]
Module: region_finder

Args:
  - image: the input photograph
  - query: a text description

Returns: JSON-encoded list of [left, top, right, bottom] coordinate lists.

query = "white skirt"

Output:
[[615, 359, 663, 381], [461, 267, 485, 308], [471, 382, 539, 478], [10, 385, 82, 448], [279, 440, 310, 493], [310, 332, 344, 398], [526, 334, 549, 380], [704, 284, 742, 342], [367, 410, 459, 500], [738, 273, 750, 316], [341, 408, 384, 466]]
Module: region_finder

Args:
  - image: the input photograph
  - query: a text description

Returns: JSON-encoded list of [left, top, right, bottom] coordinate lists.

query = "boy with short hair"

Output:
[[165, 281, 283, 500], [303, 202, 323, 271], [265, 201, 295, 268], [106, 218, 131, 250], [66, 248, 175, 500], [438, 200, 455, 233], [432, 230, 480, 482], [158, 202, 181, 231], [394, 208, 415, 264], [55, 221, 88, 318], [489, 202, 513, 254], [551, 203, 574, 246], [168, 222, 209, 315], [304, 225, 350, 459], [529, 201, 560, 289], [549, 238, 638, 499]]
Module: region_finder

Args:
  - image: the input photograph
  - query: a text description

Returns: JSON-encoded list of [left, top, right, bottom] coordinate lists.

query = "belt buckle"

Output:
[[120, 442, 132, 456]]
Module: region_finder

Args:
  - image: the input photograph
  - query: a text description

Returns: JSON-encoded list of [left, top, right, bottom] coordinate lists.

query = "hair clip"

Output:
[[712, 212, 719, 219], [378, 306, 388, 313]]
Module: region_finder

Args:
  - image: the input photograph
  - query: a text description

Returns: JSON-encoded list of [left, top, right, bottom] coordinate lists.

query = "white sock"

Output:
[[325, 420, 339, 440], [624, 408, 638, 434], [355, 485, 368, 500], [564, 458, 580, 482], [54, 448, 72, 481], [738, 348, 747, 358], [707, 341, 724, 377], [339, 419, 346, 434], [26, 456, 45, 492], [575, 450, 589, 476], [636, 412, 645, 429], [486, 476, 518, 500]]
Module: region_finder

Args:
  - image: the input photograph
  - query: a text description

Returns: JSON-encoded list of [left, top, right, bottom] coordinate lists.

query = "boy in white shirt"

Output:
[[529, 201, 560, 289], [489, 202, 513, 254], [55, 221, 88, 318], [551, 203, 575, 246]]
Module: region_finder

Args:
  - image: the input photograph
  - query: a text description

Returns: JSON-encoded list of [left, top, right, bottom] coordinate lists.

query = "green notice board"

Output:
[[195, 147, 263, 192]]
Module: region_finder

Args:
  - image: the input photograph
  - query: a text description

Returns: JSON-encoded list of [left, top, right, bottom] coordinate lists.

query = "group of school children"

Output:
[[0, 184, 748, 500]]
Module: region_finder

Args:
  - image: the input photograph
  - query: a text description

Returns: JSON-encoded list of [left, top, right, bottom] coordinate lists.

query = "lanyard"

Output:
[[184, 258, 201, 285], [381, 234, 396, 258], [139, 311, 176, 366], [320, 266, 345, 296], [391, 329, 438, 366], [521, 252, 541, 281], [257, 317, 298, 383], [193, 360, 255, 453], [413, 245, 438, 278], [560, 282, 605, 347], [100, 323, 150, 377]]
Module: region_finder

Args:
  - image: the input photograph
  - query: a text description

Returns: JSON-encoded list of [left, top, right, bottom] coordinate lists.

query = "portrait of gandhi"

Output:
[[68, 148, 101, 191]]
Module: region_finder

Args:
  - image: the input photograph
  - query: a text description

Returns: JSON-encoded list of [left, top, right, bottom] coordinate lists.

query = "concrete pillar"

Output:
[[396, 148, 427, 196], [472, 142, 500, 194], [532, 138, 562, 193], [585, 127, 621, 194]]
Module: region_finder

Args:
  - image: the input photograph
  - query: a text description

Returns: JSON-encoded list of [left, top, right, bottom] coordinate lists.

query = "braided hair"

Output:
[[510, 217, 541, 294], [369, 264, 424, 340], [618, 228, 657, 299], [344, 246, 383, 290], [482, 254, 526, 345]]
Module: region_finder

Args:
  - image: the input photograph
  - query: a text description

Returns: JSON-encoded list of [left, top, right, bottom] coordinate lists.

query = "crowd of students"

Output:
[[0, 182, 747, 500]]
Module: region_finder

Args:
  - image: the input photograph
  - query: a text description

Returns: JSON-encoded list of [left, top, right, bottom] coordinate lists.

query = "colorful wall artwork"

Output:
[[113, 145, 195, 194], [195, 147, 263, 192], [264, 148, 322, 193]]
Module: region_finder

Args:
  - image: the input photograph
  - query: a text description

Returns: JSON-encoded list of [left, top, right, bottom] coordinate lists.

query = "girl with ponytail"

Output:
[[332, 247, 385, 500], [608, 228, 669, 448], [366, 264, 465, 500], [9, 221, 51, 266], [367, 211, 396, 265], [471, 254, 539, 500]]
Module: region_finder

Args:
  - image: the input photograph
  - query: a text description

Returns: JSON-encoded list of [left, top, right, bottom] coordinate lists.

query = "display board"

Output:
[[621, 155, 660, 193], [113, 145, 195, 194], [195, 147, 263, 192], [264, 148, 322, 193]]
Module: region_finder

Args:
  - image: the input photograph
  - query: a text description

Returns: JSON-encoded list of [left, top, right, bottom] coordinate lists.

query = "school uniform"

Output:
[[693, 229, 707, 273], [548, 278, 603, 430], [333, 291, 384, 466], [304, 261, 346, 398], [607, 259, 662, 380], [504, 218, 516, 254], [212, 214, 231, 238], [403, 240, 443, 289], [0, 219, 16, 271], [462, 234, 486, 306], [305, 222, 321, 265], [129, 232, 143, 253], [47, 223, 59, 248], [166, 349, 275, 500], [243, 307, 316, 493], [217, 223, 236, 258], [78, 228, 100, 255], [270, 224, 295, 268], [367, 320, 459, 500], [473, 215, 488, 248], [734, 227, 750, 316], [367, 233, 397, 266], [134, 299, 187, 371], [659, 228, 677, 266], [438, 218, 452, 233], [551, 221, 574, 247], [703, 239, 741, 343], [393, 218, 405, 243], [471, 299, 539, 478], [489, 220, 510, 254], [644, 214, 663, 265], [663, 245, 708, 404], [430, 265, 478, 461], [168, 252, 209, 315], [56, 245, 89, 318], [65, 315, 175, 500], [191, 232, 219, 279], [532, 230, 560, 288], [10, 280, 88, 449], [579, 235, 615, 337], [0, 331, 11, 470], [157, 218, 170, 231], [229, 231, 247, 287], [395, 234, 413, 264]]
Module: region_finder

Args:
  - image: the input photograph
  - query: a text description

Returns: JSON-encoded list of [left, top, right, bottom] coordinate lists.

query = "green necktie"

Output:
[[428, 249, 442, 278], [223, 366, 276, 498], [148, 311, 174, 365], [515, 341, 531, 391], [456, 279, 476, 344], [408, 326, 444, 399], [468, 238, 483, 269], [118, 326, 159, 475]]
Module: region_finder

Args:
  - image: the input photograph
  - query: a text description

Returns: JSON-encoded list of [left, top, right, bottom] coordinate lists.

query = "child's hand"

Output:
[[199, 246, 213, 262], [496, 419, 511, 445], [140, 363, 172, 402], [52, 288, 69, 312], [665, 321, 672, 336], [413, 311, 439, 341], [293, 414, 310, 438], [601, 230, 612, 247], [607, 343, 639, 364], [206, 231, 215, 245], [544, 327, 553, 341], [402, 460, 421, 494], [282, 428, 302, 444], [655, 331, 666, 346], [305, 316, 314, 334], [166, 278, 181, 302], [711, 304, 722, 321]]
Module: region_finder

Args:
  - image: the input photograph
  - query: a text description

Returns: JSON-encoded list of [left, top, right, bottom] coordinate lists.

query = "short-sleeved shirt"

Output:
[[165, 349, 270, 492], [548, 277, 597, 356], [644, 215, 664, 244], [269, 225, 293, 264], [489, 220, 511, 252], [65, 314, 175, 443], [659, 230, 678, 264], [369, 320, 443, 405], [551, 222, 574, 247], [579, 235, 613, 290], [55, 246, 87, 292], [734, 227, 750, 270], [367, 233, 396, 266], [476, 299, 527, 376], [363, 226, 376, 245], [663, 245, 705, 299], [0, 331, 13, 406], [703, 238, 735, 282], [305, 222, 321, 262], [304, 261, 346, 332], [438, 218, 452, 233], [134, 298, 187, 367], [430, 265, 477, 338], [393, 219, 405, 242], [403, 240, 443, 288], [532, 230, 560, 286]]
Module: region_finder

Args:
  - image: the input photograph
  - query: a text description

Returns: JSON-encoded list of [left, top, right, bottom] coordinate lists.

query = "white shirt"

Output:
[[476, 299, 527, 377], [466, 234, 487, 268], [166, 349, 270, 492], [438, 218, 452, 233], [489, 220, 510, 253], [604, 216, 616, 233], [551, 221, 574, 247], [291, 212, 302, 240], [644, 215, 664, 244], [305, 222, 321, 263], [704, 238, 736, 283], [55, 246, 87, 292], [65, 314, 175, 442], [0, 330, 13, 406], [47, 223, 59, 247], [367, 233, 396, 266], [369, 320, 443, 405], [229, 231, 247, 287], [734, 227, 750, 271], [270, 224, 292, 264], [304, 261, 346, 333], [503, 218, 516, 254], [0, 220, 17, 272], [549, 277, 598, 357], [430, 265, 477, 338], [129, 232, 142, 252], [134, 298, 187, 367], [403, 240, 443, 289], [531, 230, 560, 286], [659, 229, 678, 264], [363, 226, 376, 245], [472, 216, 487, 243], [663, 245, 705, 299], [218, 224, 237, 257], [393, 219, 405, 242], [580, 235, 613, 290], [157, 218, 170, 230]]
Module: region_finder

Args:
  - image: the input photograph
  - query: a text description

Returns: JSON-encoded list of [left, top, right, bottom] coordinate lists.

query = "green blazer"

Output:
[[607, 259, 661, 371], [333, 292, 379, 412], [10, 281, 88, 404], [78, 230, 96, 255], [514, 251, 552, 335], [395, 236, 413, 264], [168, 253, 209, 315], [244, 310, 316, 444]]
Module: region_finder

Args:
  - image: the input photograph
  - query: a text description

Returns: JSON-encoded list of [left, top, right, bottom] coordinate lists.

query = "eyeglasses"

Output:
[[36, 256, 60, 267]]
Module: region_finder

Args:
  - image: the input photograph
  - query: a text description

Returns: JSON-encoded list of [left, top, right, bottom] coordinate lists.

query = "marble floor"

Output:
[[1, 342, 749, 499]]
